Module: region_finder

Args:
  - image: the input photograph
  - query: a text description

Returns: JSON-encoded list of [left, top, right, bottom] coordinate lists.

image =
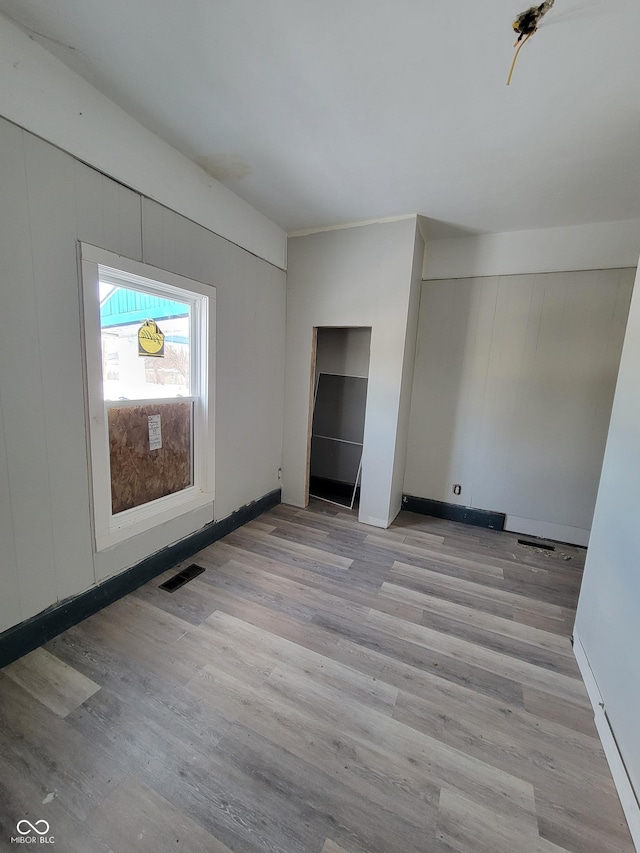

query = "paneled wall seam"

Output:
[[0, 114, 286, 271]]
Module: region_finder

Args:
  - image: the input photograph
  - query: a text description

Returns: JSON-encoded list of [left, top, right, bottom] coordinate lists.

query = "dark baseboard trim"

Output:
[[0, 489, 281, 669], [402, 495, 505, 531]]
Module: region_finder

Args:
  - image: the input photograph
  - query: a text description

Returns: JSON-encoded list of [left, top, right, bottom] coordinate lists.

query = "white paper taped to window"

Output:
[[148, 414, 162, 451]]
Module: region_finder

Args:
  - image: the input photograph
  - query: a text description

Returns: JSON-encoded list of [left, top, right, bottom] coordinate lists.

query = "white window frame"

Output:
[[79, 243, 215, 551]]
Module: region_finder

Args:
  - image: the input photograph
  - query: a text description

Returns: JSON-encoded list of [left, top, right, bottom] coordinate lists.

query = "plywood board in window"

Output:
[[108, 402, 192, 514]]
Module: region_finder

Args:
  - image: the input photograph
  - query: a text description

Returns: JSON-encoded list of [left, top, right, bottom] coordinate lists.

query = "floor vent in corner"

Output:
[[159, 564, 205, 593]]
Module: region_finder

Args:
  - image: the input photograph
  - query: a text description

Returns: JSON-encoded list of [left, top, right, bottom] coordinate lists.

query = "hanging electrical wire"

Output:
[[507, 0, 555, 85]]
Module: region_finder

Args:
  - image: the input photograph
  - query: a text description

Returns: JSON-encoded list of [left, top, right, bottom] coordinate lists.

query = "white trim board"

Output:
[[288, 214, 417, 239], [422, 221, 640, 281], [79, 243, 216, 551], [505, 515, 590, 548], [357, 514, 390, 529], [573, 630, 640, 851]]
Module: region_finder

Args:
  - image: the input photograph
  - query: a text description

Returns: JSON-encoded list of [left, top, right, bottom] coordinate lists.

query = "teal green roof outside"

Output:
[[100, 288, 188, 328]]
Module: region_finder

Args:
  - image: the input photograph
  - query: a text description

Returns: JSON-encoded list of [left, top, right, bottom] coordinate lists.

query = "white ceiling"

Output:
[[2, 0, 640, 237]]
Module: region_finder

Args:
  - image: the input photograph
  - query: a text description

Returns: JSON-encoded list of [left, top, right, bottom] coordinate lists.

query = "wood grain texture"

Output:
[[89, 775, 235, 853], [3, 648, 100, 718], [0, 501, 633, 852], [108, 401, 192, 513]]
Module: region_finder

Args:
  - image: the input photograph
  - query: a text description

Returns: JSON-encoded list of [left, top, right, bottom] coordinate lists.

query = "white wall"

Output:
[[315, 327, 371, 379], [424, 220, 640, 281], [390, 227, 424, 522], [404, 269, 634, 546], [282, 218, 423, 528], [0, 13, 287, 270], [574, 261, 640, 810], [138, 199, 286, 524], [0, 117, 285, 633]]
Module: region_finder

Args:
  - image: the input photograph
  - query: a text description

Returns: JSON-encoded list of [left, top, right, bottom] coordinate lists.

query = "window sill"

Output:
[[95, 487, 215, 551]]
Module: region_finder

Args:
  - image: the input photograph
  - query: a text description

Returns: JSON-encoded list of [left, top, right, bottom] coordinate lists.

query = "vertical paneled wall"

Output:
[[139, 198, 286, 525], [282, 219, 423, 528], [575, 263, 640, 804], [0, 117, 285, 633], [404, 269, 634, 545], [390, 227, 424, 517]]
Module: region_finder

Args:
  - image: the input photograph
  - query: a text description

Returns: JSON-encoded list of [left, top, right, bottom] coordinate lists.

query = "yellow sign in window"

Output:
[[138, 319, 165, 357]]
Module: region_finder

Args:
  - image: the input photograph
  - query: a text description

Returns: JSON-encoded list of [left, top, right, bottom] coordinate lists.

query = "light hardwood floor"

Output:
[[0, 501, 634, 852]]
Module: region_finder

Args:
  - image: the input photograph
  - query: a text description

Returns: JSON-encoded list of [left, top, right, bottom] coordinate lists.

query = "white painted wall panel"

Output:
[[465, 276, 528, 512], [22, 134, 95, 601], [423, 220, 640, 280], [0, 119, 58, 621], [575, 259, 640, 800], [140, 199, 286, 523], [405, 269, 634, 544], [283, 219, 420, 528], [0, 117, 286, 632], [211, 237, 286, 520], [315, 327, 371, 379], [390, 227, 424, 521], [0, 395, 20, 629]]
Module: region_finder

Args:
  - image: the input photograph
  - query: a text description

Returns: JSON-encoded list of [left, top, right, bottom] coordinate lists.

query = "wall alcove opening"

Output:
[[307, 327, 371, 510]]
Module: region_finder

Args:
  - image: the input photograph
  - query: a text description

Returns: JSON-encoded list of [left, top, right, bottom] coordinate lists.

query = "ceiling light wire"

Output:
[[507, 0, 555, 85], [506, 31, 534, 86]]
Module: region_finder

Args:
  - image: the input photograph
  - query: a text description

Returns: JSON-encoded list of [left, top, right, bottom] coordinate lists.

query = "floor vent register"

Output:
[[159, 564, 205, 593]]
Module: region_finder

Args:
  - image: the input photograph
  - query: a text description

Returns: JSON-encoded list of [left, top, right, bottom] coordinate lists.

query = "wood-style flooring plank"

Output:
[[263, 663, 538, 823], [0, 499, 633, 853], [393, 689, 626, 846], [364, 609, 587, 703], [436, 787, 566, 853], [88, 774, 236, 853], [390, 560, 573, 635], [185, 663, 444, 837], [0, 673, 129, 824], [322, 841, 352, 853], [379, 581, 573, 657], [535, 788, 634, 853], [225, 526, 354, 570], [522, 684, 595, 736], [214, 724, 444, 853], [3, 647, 100, 717], [201, 611, 399, 710], [200, 542, 424, 623]]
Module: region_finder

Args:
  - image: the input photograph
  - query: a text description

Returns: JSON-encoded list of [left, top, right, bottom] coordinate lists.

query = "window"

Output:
[[80, 244, 215, 550]]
